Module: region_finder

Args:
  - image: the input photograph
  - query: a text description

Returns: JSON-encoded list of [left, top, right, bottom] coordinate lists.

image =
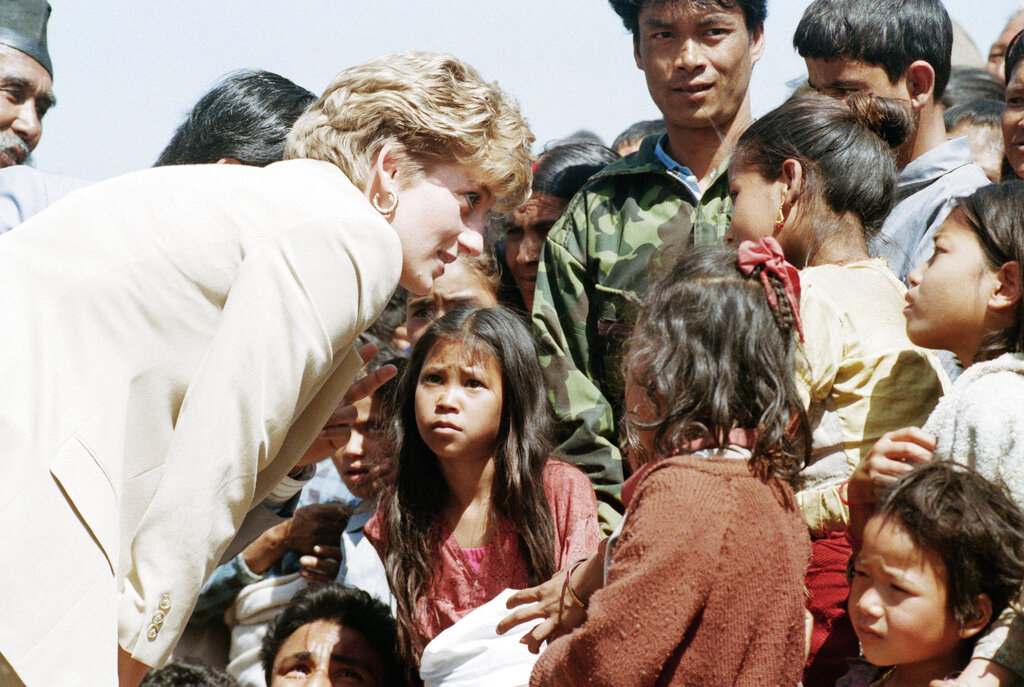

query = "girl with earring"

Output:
[[724, 92, 950, 687]]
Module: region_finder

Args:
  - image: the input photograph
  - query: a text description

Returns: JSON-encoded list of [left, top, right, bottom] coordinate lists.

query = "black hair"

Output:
[[260, 583, 403, 687], [1006, 29, 1024, 84], [532, 142, 620, 201], [621, 246, 809, 479], [942, 67, 1005, 109], [384, 305, 556, 667], [155, 70, 316, 167], [793, 0, 953, 100], [734, 91, 910, 249], [872, 462, 1024, 633], [944, 99, 1005, 131], [954, 181, 1024, 363], [555, 129, 606, 147], [608, 0, 766, 36], [611, 118, 667, 153], [140, 659, 239, 687]]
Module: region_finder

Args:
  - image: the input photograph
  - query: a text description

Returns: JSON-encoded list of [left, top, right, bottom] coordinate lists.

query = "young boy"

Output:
[[794, 0, 990, 287], [841, 462, 1024, 687]]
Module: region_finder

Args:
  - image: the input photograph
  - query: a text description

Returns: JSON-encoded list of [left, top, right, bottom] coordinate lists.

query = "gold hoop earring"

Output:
[[774, 204, 786, 231], [372, 189, 398, 217]]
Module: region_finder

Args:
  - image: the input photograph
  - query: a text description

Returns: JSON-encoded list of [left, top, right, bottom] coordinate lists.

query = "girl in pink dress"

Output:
[[364, 305, 601, 673]]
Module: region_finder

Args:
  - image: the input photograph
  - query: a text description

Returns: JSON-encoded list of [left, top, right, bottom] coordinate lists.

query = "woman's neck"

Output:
[[792, 212, 871, 268], [438, 453, 497, 548], [805, 234, 871, 267]]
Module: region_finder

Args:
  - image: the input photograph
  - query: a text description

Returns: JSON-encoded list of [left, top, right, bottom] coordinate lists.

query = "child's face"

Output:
[[849, 515, 964, 671], [331, 395, 393, 501], [723, 162, 804, 266], [404, 259, 498, 346], [623, 373, 658, 470], [905, 211, 1000, 365], [415, 339, 503, 464], [505, 191, 568, 311], [724, 163, 779, 247]]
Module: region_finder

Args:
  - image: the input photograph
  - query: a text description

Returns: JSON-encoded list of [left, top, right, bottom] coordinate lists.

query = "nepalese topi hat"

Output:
[[0, 0, 52, 76]]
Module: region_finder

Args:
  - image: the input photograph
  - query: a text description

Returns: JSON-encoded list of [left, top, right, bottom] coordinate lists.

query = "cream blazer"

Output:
[[0, 159, 401, 686]]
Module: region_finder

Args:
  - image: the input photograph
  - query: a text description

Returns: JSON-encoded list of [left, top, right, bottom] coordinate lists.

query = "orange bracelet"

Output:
[[564, 558, 589, 609]]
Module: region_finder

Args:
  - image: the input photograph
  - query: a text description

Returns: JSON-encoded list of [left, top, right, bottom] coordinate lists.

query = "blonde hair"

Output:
[[285, 51, 535, 210]]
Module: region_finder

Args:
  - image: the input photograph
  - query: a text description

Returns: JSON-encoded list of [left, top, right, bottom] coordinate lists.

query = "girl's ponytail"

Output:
[[843, 91, 913, 150], [733, 91, 903, 242]]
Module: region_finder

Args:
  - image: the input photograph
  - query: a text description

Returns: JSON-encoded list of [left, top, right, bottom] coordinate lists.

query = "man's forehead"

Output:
[[0, 43, 52, 94]]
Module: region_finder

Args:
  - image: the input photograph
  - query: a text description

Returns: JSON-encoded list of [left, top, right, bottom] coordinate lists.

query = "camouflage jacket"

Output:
[[531, 135, 733, 531]]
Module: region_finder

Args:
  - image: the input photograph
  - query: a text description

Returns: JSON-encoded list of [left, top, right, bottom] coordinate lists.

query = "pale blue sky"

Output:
[[31, 1, 1021, 180]]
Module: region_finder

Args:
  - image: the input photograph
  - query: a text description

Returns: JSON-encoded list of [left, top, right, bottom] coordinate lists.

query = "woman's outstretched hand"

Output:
[[496, 546, 605, 654]]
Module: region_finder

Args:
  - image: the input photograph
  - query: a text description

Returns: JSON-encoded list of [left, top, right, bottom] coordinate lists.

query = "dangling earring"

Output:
[[774, 204, 786, 231], [372, 189, 398, 217]]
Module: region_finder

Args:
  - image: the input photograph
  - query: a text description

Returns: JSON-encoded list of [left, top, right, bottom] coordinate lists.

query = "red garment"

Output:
[[364, 458, 601, 641], [532, 455, 811, 687], [804, 532, 859, 687]]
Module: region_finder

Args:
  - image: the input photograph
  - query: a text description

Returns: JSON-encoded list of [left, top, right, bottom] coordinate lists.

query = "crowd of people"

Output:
[[4, 0, 1024, 685]]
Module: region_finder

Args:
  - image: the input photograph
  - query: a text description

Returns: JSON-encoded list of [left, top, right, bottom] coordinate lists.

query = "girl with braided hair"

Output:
[[526, 240, 813, 686], [723, 91, 950, 686]]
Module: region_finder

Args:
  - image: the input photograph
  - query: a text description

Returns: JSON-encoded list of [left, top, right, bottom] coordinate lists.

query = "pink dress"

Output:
[[365, 458, 601, 640]]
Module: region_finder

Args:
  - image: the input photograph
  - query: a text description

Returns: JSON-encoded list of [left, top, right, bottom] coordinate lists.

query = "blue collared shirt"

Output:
[[872, 136, 989, 282], [653, 133, 702, 202]]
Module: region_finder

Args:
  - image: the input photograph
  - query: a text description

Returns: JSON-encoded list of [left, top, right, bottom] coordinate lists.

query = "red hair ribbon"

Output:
[[531, 161, 540, 175], [736, 236, 804, 342]]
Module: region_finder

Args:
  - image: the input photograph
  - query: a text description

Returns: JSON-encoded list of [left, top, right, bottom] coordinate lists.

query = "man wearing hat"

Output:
[[0, 0, 53, 167]]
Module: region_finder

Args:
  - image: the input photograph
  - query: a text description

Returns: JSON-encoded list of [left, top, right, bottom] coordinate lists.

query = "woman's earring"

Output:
[[774, 204, 786, 231], [372, 189, 399, 217]]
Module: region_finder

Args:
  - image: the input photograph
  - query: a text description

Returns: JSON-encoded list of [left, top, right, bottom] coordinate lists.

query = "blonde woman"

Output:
[[0, 52, 533, 687]]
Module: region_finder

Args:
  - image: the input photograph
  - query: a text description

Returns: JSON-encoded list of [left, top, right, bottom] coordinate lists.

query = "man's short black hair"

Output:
[[794, 0, 953, 100], [942, 67, 1005, 109], [155, 69, 315, 167], [260, 584, 403, 687], [944, 99, 1005, 131], [612, 118, 666, 152], [608, 0, 767, 37]]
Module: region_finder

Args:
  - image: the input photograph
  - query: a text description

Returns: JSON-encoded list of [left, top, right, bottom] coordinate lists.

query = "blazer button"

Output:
[[147, 624, 159, 641], [152, 611, 165, 625], [159, 594, 171, 611]]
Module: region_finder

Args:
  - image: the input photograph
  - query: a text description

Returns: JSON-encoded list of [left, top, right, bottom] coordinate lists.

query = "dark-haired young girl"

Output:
[[723, 92, 950, 685], [849, 182, 1024, 687], [364, 305, 600, 670], [529, 241, 812, 686], [840, 462, 1024, 687]]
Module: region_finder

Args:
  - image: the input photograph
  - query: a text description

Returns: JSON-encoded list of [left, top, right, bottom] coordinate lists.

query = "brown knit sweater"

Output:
[[530, 454, 812, 687]]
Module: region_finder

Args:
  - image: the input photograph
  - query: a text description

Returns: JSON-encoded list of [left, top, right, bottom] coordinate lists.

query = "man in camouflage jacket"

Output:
[[531, 0, 767, 531]]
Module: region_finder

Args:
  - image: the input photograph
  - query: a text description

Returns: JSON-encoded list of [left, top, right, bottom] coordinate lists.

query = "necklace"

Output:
[[873, 667, 894, 687]]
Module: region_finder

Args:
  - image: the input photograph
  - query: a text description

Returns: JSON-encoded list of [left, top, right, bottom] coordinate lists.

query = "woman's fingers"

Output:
[[520, 618, 558, 654], [318, 354, 398, 441], [496, 602, 546, 635], [342, 363, 398, 407]]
